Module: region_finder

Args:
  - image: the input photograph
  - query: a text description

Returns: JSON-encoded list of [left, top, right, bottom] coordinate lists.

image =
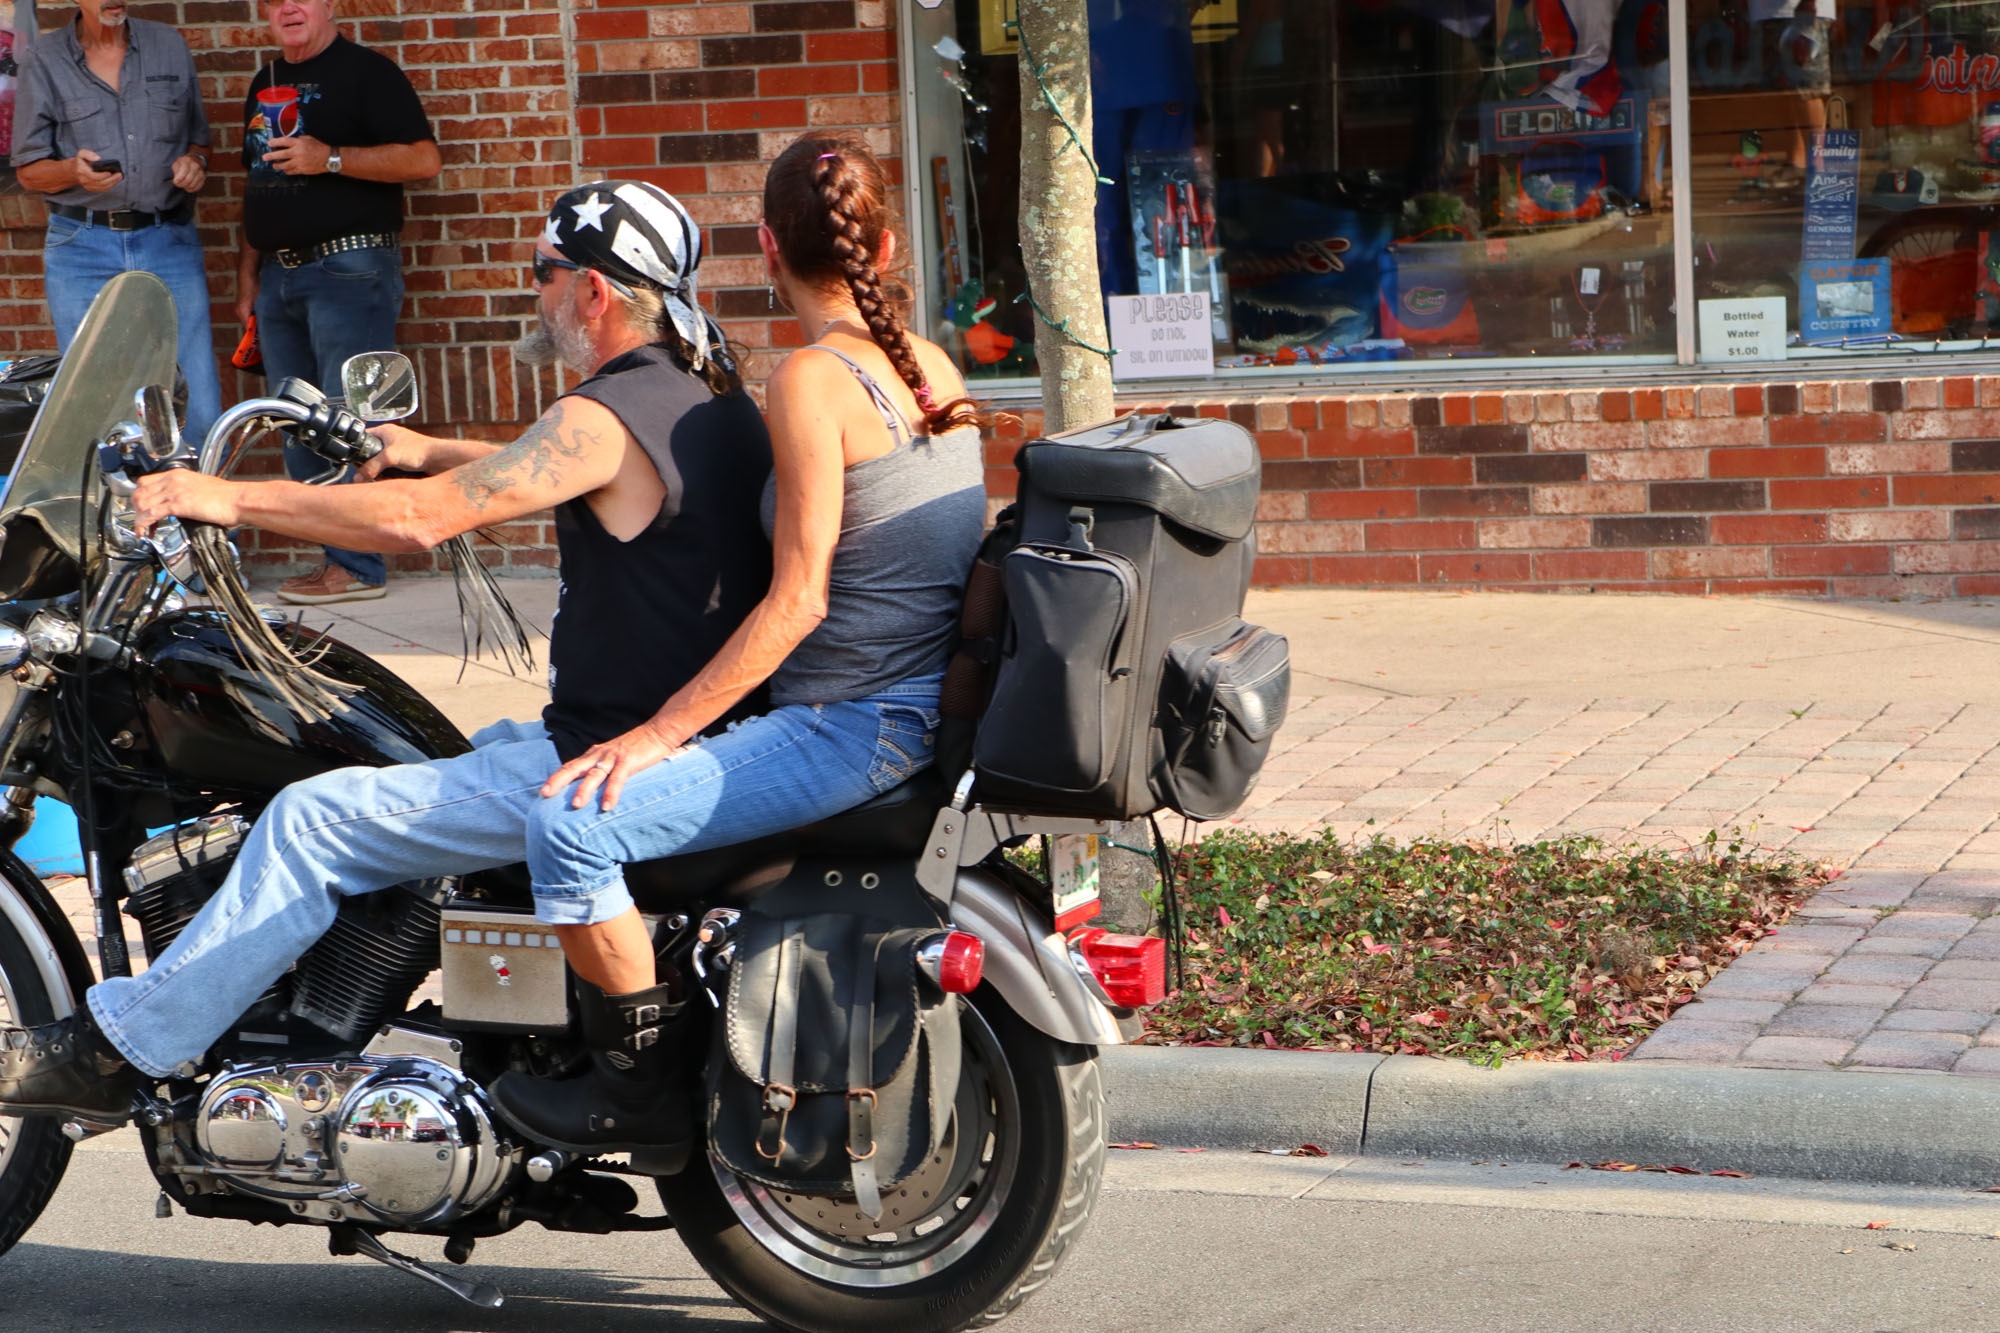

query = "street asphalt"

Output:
[[16, 1141, 2000, 1331], [45, 576, 2000, 1191]]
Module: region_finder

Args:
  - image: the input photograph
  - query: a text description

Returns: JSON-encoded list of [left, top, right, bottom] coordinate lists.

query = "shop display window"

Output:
[[906, 0, 1681, 384], [1687, 0, 2000, 357], [904, 0, 2000, 383]]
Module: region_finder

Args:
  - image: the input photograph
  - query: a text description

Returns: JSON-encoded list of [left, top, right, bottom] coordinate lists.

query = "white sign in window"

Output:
[[1697, 297, 1787, 364], [1106, 293, 1216, 381]]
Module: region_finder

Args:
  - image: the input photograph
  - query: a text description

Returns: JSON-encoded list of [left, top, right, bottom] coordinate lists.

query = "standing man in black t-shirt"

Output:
[[239, 0, 439, 604]]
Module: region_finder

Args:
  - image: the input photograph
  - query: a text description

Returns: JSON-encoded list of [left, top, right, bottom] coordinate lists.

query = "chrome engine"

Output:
[[175, 1047, 514, 1228]]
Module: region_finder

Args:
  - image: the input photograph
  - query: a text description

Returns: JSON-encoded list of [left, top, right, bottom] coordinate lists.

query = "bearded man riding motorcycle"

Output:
[[0, 181, 790, 1154]]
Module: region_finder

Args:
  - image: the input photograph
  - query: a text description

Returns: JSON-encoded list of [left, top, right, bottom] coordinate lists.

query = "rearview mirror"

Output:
[[133, 383, 179, 460], [339, 352, 418, 422]]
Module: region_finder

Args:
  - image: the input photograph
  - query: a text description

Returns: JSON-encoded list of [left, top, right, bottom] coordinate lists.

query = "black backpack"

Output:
[[960, 413, 1290, 822]]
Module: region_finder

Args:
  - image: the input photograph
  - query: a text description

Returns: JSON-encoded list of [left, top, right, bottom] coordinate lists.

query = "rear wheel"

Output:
[[0, 884, 77, 1261], [657, 988, 1106, 1332]]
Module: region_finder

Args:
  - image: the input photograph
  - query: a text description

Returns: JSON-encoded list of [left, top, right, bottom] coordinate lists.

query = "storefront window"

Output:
[[1687, 0, 2000, 359], [906, 0, 1681, 383]]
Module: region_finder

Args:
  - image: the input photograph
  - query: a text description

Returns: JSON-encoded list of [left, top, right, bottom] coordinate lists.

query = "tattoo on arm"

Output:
[[452, 401, 607, 511]]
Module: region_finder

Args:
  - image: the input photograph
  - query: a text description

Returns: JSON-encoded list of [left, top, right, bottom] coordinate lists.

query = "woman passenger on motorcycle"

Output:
[[486, 132, 987, 1146]]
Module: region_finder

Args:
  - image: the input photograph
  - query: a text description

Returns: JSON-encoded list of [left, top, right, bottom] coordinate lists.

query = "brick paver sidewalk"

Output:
[[1634, 869, 2000, 1074], [1241, 694, 2000, 872]]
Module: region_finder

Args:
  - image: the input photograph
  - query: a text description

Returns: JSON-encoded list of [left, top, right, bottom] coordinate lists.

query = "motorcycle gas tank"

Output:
[[131, 610, 470, 797]]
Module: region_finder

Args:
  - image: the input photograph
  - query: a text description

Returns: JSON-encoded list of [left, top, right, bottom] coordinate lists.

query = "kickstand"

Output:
[[341, 1227, 504, 1308]]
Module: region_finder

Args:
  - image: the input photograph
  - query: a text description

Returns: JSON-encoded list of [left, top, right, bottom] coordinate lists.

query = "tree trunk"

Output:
[[1015, 0, 1114, 434]]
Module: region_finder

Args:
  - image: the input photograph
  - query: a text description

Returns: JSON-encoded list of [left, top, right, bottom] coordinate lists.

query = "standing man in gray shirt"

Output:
[[10, 0, 217, 447]]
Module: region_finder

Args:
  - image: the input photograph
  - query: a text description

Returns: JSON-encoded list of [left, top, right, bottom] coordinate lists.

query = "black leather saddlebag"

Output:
[[707, 864, 961, 1219]]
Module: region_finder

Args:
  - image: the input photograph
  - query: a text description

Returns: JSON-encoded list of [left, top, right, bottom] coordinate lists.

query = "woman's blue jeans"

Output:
[[89, 675, 943, 1077], [43, 214, 222, 450]]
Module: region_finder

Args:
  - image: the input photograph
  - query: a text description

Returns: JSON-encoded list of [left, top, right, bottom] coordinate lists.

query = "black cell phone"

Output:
[[90, 158, 121, 175]]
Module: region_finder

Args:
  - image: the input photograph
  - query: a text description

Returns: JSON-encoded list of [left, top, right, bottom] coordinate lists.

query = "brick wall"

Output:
[[977, 376, 2000, 597], [569, 0, 902, 385]]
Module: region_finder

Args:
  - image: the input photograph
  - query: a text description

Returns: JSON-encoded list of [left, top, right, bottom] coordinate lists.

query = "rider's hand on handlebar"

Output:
[[542, 718, 692, 812], [131, 469, 241, 537], [358, 423, 431, 480]]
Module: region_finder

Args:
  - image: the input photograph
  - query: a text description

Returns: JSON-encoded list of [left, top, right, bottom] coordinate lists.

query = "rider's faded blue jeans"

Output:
[[89, 674, 943, 1078], [43, 213, 221, 450]]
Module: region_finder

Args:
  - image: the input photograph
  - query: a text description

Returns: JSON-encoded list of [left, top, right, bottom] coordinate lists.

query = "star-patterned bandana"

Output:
[[541, 180, 733, 374]]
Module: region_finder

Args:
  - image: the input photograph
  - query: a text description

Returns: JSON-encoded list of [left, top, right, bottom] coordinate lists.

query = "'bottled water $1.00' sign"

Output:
[[1107, 293, 1215, 381]]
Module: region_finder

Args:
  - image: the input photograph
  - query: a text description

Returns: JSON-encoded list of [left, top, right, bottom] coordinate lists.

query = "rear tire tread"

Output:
[[966, 1052, 1105, 1328]]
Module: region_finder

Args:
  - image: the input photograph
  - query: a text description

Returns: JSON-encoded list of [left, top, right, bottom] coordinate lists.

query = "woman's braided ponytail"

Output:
[[765, 133, 979, 434]]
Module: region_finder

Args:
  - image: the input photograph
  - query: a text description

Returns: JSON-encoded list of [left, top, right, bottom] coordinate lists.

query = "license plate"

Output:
[[1051, 833, 1102, 931]]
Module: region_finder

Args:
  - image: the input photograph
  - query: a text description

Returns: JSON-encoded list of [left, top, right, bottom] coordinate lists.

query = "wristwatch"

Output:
[[326, 149, 342, 175]]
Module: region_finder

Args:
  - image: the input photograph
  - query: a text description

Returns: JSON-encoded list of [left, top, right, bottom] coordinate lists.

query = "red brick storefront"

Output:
[[1058, 377, 2000, 598], [0, 1, 1997, 596]]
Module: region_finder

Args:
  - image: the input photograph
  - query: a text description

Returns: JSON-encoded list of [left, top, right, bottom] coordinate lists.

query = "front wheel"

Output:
[[657, 988, 1106, 1332], [0, 875, 78, 1261]]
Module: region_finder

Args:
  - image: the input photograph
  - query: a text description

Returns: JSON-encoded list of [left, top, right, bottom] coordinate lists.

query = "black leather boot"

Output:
[[0, 1004, 141, 1123], [488, 980, 695, 1155]]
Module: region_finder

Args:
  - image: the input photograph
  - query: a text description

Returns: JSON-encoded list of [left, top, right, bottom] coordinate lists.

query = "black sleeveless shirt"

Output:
[[541, 345, 774, 762]]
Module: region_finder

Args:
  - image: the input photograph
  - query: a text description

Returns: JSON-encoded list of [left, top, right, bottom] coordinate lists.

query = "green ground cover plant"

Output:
[[1142, 828, 1825, 1062]]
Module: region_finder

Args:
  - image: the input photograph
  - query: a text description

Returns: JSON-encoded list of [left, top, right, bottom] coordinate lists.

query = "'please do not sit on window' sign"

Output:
[[1107, 293, 1216, 381]]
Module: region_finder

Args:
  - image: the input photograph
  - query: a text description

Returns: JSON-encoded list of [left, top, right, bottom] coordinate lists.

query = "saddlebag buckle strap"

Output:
[[755, 925, 807, 1163], [756, 1082, 796, 1162], [845, 1088, 877, 1162], [846, 933, 885, 1218]]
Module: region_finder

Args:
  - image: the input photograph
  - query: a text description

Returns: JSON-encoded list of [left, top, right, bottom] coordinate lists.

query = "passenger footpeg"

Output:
[[337, 1226, 504, 1308]]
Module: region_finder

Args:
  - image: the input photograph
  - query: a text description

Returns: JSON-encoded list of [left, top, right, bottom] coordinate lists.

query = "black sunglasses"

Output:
[[531, 251, 637, 298], [530, 252, 582, 286]]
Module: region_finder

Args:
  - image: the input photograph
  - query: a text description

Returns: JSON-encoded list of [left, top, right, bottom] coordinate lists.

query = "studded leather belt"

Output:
[[269, 232, 398, 268]]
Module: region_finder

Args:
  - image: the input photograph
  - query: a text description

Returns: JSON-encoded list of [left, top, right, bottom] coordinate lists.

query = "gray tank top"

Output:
[[760, 347, 985, 707]]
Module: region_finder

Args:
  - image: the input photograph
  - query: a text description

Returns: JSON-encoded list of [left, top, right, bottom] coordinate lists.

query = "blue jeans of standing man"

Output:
[[255, 245, 405, 586], [87, 673, 944, 1077], [43, 212, 222, 450]]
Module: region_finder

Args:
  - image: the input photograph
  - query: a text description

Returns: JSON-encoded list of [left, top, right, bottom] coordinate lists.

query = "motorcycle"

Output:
[[0, 272, 1163, 1329]]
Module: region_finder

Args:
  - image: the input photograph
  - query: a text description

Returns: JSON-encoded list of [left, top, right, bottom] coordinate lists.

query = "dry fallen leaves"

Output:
[[1109, 1142, 1157, 1151], [1564, 1161, 1743, 1176]]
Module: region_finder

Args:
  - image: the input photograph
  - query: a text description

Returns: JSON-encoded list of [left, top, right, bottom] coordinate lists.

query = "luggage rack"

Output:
[[914, 769, 1120, 904]]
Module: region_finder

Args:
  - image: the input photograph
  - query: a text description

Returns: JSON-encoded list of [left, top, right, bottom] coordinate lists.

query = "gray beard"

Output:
[[513, 305, 595, 376]]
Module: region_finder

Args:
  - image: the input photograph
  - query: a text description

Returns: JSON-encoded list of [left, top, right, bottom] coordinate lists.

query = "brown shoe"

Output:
[[275, 563, 387, 605]]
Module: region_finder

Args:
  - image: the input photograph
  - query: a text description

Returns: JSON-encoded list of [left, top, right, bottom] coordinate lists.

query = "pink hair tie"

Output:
[[915, 385, 938, 410], [817, 152, 840, 162]]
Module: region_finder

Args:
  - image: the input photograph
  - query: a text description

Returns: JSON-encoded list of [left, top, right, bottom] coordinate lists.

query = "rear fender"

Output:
[[947, 866, 1130, 1048], [0, 847, 91, 1019]]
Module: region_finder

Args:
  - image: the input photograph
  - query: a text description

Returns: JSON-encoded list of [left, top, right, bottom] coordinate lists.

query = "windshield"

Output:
[[0, 271, 178, 598]]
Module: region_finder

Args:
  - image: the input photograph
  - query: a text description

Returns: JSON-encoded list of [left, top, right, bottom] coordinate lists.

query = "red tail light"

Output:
[[1071, 928, 1167, 1008], [919, 931, 985, 994]]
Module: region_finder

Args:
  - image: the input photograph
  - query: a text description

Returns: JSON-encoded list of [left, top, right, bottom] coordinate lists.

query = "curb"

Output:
[[1101, 1047, 2000, 1188]]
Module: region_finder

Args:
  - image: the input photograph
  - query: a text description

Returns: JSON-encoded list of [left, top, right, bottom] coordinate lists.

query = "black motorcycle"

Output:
[[0, 273, 1163, 1329]]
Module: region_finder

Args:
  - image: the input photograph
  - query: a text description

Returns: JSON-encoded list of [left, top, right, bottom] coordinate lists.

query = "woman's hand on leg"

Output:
[[542, 719, 690, 812]]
